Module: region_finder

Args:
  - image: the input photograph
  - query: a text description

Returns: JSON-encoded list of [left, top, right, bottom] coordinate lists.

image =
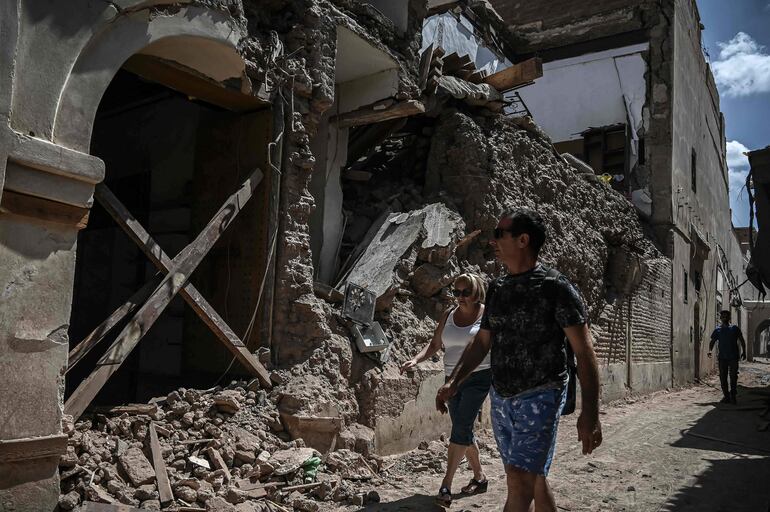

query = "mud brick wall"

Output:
[[631, 257, 672, 362], [593, 299, 631, 364]]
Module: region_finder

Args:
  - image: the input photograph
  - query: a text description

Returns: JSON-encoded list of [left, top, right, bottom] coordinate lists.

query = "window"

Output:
[[683, 269, 689, 303], [691, 148, 697, 193]]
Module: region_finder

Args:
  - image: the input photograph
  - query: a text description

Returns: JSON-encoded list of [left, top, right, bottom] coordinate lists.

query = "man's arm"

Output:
[[564, 323, 602, 454], [435, 328, 491, 413], [708, 330, 717, 357], [738, 329, 747, 360]]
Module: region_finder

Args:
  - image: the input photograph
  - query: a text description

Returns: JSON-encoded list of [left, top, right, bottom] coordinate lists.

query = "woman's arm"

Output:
[[400, 310, 449, 373]]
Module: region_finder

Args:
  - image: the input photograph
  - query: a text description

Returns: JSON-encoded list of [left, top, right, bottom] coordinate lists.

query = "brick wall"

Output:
[[593, 256, 672, 364], [594, 298, 630, 364], [631, 257, 672, 362]]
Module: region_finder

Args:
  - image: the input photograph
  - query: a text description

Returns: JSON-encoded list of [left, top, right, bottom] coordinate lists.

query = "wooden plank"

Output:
[[64, 169, 264, 419], [467, 69, 487, 84], [205, 447, 232, 483], [332, 100, 425, 129], [82, 503, 143, 512], [482, 58, 543, 91], [94, 184, 271, 388], [0, 189, 89, 229], [149, 424, 174, 506], [123, 55, 270, 112], [281, 482, 323, 493], [342, 169, 373, 182], [418, 43, 435, 91], [92, 404, 158, 416], [0, 434, 68, 462], [67, 274, 161, 373]]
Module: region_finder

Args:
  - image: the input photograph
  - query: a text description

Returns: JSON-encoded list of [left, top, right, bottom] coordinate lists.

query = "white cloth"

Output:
[[442, 307, 490, 375]]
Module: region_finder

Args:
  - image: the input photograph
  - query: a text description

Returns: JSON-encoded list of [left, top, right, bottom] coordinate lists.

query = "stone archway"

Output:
[[755, 319, 770, 356], [53, 6, 247, 152], [0, 4, 259, 510]]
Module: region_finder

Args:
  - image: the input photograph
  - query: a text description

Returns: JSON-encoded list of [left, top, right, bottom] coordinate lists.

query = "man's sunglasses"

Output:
[[452, 288, 473, 297], [493, 227, 520, 239]]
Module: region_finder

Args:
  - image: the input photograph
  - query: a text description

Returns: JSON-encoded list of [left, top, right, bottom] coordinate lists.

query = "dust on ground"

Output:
[[338, 360, 770, 512]]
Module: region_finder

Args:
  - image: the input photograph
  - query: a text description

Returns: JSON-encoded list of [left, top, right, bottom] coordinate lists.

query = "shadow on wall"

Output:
[[663, 382, 770, 511]]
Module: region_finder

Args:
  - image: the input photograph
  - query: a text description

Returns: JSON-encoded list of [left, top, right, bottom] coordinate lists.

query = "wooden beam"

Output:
[[123, 55, 270, 112], [82, 504, 143, 512], [67, 274, 161, 373], [93, 184, 272, 388], [332, 100, 425, 129], [148, 424, 174, 507], [0, 189, 89, 229], [65, 169, 264, 419], [205, 447, 232, 483], [482, 58, 543, 92]]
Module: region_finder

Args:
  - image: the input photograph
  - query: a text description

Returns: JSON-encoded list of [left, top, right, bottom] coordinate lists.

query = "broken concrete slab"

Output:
[[118, 447, 155, 487], [342, 203, 464, 302]]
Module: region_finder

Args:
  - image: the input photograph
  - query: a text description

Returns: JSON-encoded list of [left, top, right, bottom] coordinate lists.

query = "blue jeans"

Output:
[[447, 369, 492, 445], [490, 385, 567, 476]]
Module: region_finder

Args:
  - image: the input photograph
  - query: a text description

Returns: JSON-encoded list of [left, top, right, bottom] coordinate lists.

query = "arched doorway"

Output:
[[58, 12, 275, 409], [756, 319, 770, 357]]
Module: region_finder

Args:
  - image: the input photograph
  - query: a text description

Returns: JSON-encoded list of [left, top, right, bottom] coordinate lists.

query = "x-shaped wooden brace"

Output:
[[65, 168, 271, 419]]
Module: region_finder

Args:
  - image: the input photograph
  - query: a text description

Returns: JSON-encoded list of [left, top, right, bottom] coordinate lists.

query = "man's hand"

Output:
[[435, 382, 457, 414], [400, 359, 418, 374], [576, 412, 602, 455], [741, 353, 747, 361], [707, 352, 712, 359]]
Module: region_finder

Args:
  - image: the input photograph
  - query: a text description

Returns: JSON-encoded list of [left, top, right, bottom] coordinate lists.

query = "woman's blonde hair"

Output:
[[453, 273, 487, 303]]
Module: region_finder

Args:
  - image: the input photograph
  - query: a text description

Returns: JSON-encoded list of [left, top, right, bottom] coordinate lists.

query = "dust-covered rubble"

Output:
[[58, 381, 385, 511]]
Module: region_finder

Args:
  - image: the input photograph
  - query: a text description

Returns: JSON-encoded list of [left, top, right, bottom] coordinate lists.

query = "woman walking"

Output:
[[400, 273, 492, 507]]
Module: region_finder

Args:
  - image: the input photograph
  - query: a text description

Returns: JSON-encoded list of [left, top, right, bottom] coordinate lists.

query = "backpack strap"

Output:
[[541, 267, 561, 300], [541, 267, 577, 365]]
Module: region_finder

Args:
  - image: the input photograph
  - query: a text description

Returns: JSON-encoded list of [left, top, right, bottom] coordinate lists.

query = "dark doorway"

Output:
[[67, 68, 273, 406]]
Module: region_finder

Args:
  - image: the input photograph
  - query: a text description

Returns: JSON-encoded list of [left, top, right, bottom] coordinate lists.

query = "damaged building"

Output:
[[0, 0, 758, 511], [488, 0, 760, 387]]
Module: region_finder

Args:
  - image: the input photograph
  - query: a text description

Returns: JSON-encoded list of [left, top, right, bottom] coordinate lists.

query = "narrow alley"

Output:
[[358, 360, 770, 512]]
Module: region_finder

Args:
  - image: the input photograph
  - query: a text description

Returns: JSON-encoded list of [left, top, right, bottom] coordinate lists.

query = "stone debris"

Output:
[[58, 381, 384, 510]]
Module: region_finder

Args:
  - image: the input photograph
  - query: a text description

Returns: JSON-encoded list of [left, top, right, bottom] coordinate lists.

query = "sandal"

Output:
[[461, 478, 489, 495], [435, 486, 452, 508]]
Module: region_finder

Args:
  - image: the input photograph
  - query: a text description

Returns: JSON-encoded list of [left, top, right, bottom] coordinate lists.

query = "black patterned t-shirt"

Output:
[[480, 264, 587, 398]]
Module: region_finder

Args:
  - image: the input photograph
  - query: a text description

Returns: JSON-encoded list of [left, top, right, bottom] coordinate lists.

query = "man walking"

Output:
[[708, 310, 747, 404], [437, 209, 602, 512]]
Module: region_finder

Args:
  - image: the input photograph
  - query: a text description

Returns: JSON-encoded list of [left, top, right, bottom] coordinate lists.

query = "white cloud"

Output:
[[726, 140, 752, 226], [726, 139, 750, 169], [712, 32, 770, 97]]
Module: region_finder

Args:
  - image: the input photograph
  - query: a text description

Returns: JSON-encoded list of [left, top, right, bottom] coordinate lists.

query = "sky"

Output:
[[696, 0, 770, 227]]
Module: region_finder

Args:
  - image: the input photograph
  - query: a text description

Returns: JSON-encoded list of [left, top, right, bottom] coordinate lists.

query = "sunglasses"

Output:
[[493, 227, 519, 239], [452, 288, 473, 297]]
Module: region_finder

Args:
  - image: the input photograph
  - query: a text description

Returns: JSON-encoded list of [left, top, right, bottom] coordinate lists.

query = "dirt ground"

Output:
[[341, 360, 770, 512]]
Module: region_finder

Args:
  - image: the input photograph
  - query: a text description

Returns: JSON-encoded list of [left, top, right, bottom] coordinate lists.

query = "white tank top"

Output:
[[442, 307, 491, 375]]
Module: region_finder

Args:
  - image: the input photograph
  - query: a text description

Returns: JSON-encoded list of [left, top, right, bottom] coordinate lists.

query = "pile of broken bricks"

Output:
[[58, 380, 383, 512]]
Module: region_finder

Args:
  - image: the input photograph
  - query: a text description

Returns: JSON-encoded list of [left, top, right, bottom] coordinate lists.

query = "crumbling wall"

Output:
[[325, 100, 669, 448]]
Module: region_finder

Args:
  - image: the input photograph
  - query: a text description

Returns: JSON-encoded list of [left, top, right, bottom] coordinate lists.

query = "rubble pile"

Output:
[[58, 381, 384, 511]]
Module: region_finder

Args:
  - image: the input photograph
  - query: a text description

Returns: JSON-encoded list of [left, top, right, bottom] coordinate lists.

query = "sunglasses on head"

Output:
[[452, 288, 473, 297]]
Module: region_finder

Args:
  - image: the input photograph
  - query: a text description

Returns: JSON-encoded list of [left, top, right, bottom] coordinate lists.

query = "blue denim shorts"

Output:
[[447, 369, 492, 445], [490, 385, 567, 476]]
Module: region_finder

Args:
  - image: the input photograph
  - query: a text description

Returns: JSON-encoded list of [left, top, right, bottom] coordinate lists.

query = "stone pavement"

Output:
[[345, 360, 770, 512]]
